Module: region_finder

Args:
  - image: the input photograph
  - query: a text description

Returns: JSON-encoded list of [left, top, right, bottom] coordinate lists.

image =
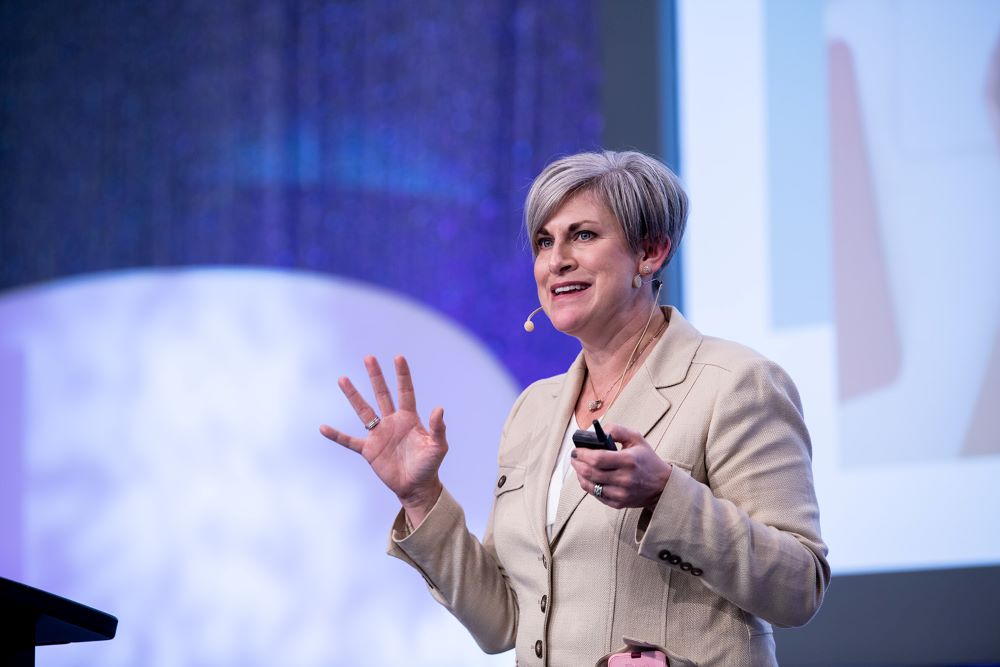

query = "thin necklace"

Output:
[[586, 315, 666, 411], [585, 286, 666, 413]]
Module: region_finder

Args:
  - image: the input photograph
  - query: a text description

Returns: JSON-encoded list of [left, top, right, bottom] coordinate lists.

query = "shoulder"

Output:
[[494, 371, 567, 464], [692, 336, 802, 422], [501, 373, 563, 435], [693, 335, 769, 372], [689, 335, 801, 405]]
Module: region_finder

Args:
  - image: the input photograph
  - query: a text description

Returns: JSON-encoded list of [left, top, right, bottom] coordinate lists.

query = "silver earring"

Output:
[[632, 274, 643, 289]]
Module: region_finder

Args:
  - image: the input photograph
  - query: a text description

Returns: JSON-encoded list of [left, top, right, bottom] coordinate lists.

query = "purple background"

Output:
[[0, 0, 602, 386]]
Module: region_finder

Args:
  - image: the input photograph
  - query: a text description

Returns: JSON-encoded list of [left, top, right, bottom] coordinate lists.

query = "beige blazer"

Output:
[[388, 308, 830, 666]]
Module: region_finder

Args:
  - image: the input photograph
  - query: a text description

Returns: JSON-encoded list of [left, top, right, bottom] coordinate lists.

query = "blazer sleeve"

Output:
[[384, 385, 537, 653], [635, 357, 831, 628], [385, 487, 517, 653]]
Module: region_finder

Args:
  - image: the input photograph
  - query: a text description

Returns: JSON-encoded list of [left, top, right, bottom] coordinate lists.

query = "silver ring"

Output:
[[364, 415, 381, 431], [593, 483, 603, 499]]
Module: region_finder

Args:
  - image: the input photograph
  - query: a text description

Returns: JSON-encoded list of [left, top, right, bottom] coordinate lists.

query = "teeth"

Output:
[[554, 285, 587, 294]]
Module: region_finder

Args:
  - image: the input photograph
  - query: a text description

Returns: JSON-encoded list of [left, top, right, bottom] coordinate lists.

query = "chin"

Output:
[[548, 312, 589, 337]]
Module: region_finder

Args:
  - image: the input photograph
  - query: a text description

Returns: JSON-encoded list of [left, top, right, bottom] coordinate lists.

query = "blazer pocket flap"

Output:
[[493, 465, 526, 497]]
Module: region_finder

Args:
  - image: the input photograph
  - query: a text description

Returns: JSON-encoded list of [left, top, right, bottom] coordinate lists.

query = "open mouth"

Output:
[[551, 282, 591, 296]]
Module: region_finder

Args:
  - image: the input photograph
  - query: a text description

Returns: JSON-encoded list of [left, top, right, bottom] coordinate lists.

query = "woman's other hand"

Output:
[[320, 355, 446, 527], [569, 423, 672, 511]]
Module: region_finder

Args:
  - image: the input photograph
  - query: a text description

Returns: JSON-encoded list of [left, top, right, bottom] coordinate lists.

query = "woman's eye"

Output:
[[536, 237, 553, 249], [576, 230, 595, 241]]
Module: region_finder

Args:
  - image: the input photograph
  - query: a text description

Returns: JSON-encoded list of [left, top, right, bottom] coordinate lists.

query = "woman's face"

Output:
[[532, 191, 645, 343]]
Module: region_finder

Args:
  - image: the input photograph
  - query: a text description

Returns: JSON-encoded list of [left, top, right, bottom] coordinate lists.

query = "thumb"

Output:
[[428, 406, 447, 445], [606, 423, 644, 449]]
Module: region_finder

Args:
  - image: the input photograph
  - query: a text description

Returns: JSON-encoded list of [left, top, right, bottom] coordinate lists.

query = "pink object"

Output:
[[829, 39, 901, 400], [608, 649, 668, 666]]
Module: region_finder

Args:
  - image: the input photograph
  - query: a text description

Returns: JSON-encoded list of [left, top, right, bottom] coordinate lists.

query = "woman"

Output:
[[320, 151, 829, 666]]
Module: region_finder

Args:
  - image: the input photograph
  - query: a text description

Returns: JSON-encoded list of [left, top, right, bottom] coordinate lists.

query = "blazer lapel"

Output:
[[524, 352, 587, 554], [548, 307, 703, 545], [548, 374, 667, 546], [551, 465, 586, 545]]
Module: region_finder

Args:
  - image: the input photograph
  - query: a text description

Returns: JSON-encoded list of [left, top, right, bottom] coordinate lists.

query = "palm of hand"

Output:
[[320, 355, 448, 506], [361, 408, 446, 500]]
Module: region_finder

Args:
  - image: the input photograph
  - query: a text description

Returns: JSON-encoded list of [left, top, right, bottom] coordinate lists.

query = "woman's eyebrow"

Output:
[[536, 219, 601, 240], [537, 220, 599, 236]]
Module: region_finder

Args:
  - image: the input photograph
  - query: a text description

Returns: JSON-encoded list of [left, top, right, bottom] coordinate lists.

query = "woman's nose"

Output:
[[548, 241, 576, 274]]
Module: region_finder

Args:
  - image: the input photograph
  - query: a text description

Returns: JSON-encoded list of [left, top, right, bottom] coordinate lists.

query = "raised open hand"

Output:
[[320, 355, 446, 523]]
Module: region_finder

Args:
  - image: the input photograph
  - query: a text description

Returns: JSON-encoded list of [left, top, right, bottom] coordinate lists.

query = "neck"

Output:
[[580, 297, 664, 395]]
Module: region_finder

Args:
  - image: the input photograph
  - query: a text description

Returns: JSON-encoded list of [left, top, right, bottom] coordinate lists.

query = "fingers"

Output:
[[576, 472, 623, 509], [571, 424, 671, 510], [428, 406, 447, 445], [395, 355, 417, 411], [338, 375, 380, 427], [319, 424, 364, 454], [573, 447, 624, 471], [345, 355, 417, 417], [571, 441, 632, 488], [364, 355, 396, 416], [571, 457, 622, 486]]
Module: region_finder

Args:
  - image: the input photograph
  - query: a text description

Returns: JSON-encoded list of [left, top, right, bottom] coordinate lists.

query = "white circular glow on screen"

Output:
[[0, 268, 518, 666]]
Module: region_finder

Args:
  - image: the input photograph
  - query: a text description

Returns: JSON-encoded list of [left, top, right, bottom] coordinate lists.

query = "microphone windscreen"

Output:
[[523, 305, 544, 333]]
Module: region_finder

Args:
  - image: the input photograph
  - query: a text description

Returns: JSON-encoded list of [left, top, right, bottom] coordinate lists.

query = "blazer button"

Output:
[[535, 640, 543, 658], [540, 594, 547, 613], [497, 474, 507, 488], [668, 555, 682, 566], [691, 567, 703, 576], [680, 562, 692, 571], [541, 554, 548, 569], [658, 549, 672, 561]]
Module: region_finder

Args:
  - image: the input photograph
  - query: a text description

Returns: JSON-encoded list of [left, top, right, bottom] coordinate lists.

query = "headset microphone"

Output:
[[523, 306, 544, 332]]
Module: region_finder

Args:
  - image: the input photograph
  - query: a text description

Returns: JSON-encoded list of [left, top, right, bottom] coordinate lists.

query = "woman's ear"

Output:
[[641, 239, 671, 274]]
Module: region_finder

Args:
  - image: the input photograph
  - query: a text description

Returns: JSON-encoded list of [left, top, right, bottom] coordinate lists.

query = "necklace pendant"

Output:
[[588, 399, 603, 412]]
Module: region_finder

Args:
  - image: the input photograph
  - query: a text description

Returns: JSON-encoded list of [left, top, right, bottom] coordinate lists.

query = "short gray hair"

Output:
[[524, 150, 688, 274]]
